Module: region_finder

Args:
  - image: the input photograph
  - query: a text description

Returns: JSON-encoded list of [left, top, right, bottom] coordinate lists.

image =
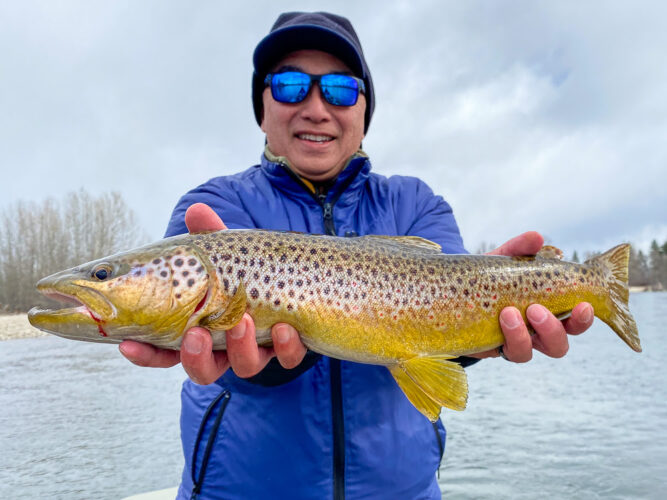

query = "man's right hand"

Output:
[[118, 203, 308, 385]]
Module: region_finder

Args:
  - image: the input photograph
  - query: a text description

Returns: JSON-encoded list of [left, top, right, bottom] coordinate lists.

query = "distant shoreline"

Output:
[[2, 289, 663, 342], [0, 314, 48, 342]]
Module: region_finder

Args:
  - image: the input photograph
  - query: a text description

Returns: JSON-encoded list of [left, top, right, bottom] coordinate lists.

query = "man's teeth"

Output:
[[298, 134, 333, 143]]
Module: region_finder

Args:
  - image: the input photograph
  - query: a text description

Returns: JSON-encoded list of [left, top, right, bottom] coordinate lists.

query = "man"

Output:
[[120, 12, 594, 499]]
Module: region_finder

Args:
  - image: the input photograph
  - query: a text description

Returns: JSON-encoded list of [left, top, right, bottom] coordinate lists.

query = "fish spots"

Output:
[[174, 258, 184, 267], [160, 271, 168, 278]]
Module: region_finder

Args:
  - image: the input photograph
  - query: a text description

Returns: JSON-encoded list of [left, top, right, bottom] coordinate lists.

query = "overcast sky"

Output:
[[1, 1, 665, 257]]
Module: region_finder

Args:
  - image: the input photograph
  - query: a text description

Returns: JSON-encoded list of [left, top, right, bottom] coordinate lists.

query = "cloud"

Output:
[[1, 1, 665, 257]]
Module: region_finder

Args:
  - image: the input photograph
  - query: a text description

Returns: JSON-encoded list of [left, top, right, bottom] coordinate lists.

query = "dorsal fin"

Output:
[[536, 245, 563, 260], [362, 235, 442, 253]]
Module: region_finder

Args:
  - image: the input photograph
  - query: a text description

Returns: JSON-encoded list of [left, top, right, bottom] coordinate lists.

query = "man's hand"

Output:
[[119, 203, 308, 384], [472, 231, 594, 362]]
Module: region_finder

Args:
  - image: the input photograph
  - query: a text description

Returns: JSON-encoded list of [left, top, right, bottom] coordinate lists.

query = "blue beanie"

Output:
[[252, 12, 375, 133]]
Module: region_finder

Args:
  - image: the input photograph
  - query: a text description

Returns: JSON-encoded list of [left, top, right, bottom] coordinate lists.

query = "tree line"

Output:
[[0, 190, 148, 312]]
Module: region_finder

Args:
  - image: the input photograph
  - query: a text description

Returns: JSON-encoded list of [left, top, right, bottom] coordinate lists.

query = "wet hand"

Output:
[[119, 203, 308, 384], [472, 231, 595, 362]]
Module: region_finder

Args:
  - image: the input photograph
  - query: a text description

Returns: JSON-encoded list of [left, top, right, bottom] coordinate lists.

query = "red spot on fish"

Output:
[[468, 303, 474, 309], [476, 293, 480, 298], [456, 313, 461, 319], [393, 315, 397, 320], [492, 294, 497, 300], [429, 315, 434, 320], [546, 287, 552, 292]]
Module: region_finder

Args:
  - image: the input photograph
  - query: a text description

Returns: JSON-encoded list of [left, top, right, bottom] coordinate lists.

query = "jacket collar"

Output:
[[260, 147, 372, 203]]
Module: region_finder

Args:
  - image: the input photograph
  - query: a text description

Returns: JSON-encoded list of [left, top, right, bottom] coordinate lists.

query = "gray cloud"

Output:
[[1, 1, 665, 257]]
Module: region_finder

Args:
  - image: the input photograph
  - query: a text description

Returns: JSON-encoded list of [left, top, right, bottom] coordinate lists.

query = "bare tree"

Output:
[[0, 190, 148, 312]]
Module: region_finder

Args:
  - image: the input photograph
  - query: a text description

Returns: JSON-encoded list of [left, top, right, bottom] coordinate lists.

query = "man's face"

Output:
[[261, 50, 366, 181]]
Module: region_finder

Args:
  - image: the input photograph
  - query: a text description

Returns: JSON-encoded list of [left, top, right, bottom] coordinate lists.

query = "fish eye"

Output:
[[92, 264, 113, 281]]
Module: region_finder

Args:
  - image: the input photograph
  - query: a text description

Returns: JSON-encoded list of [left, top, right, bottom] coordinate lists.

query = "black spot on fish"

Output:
[[240, 247, 248, 255], [274, 299, 281, 306], [277, 281, 285, 289], [187, 279, 195, 287], [237, 270, 246, 279], [174, 258, 184, 267], [152, 259, 161, 265], [173, 280, 179, 287], [176, 293, 181, 299], [188, 258, 197, 266], [223, 279, 229, 291], [234, 257, 241, 264], [160, 271, 168, 278], [250, 288, 259, 299]]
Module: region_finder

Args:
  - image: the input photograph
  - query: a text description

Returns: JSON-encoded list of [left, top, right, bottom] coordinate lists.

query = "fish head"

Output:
[[28, 236, 211, 348]]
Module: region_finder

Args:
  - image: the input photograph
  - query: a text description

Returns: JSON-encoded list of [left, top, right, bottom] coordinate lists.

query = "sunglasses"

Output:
[[264, 71, 366, 107]]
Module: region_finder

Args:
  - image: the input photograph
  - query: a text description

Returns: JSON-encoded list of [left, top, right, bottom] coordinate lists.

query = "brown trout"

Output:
[[28, 230, 640, 421]]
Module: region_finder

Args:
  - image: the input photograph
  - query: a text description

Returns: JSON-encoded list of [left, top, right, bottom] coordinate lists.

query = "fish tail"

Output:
[[586, 244, 641, 352], [389, 355, 468, 421]]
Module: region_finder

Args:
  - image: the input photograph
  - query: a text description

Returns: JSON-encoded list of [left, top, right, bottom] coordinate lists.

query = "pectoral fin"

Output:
[[200, 283, 247, 331], [389, 355, 468, 421]]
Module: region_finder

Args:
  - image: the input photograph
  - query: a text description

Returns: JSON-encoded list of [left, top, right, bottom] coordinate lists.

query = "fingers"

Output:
[[487, 231, 543, 256], [119, 340, 181, 368], [498, 307, 534, 362], [185, 203, 227, 233], [563, 302, 594, 335], [180, 327, 231, 385], [225, 314, 275, 378], [272, 323, 307, 369], [526, 304, 569, 358]]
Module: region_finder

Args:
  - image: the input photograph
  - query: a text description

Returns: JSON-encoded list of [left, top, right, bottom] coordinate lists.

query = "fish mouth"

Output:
[[28, 287, 116, 341]]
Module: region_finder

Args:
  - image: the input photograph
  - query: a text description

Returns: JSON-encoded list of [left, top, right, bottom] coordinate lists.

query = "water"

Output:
[[0, 338, 185, 499], [1, 293, 665, 499]]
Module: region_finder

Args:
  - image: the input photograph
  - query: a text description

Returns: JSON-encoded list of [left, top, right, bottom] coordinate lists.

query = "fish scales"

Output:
[[28, 229, 641, 421], [190, 231, 621, 361]]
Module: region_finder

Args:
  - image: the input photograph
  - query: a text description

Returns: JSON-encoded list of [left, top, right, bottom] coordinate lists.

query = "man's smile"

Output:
[[296, 133, 335, 143]]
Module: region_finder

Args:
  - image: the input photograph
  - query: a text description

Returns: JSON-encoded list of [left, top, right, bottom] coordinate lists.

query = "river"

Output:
[[1, 293, 665, 499]]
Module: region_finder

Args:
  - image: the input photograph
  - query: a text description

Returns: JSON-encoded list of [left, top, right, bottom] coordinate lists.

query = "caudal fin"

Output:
[[585, 244, 641, 352]]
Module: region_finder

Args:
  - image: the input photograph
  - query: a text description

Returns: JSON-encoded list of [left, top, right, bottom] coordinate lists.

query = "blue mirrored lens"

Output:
[[271, 72, 312, 103], [320, 74, 360, 106]]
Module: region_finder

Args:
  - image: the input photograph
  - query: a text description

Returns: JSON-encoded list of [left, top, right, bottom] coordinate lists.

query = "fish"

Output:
[[28, 230, 641, 421]]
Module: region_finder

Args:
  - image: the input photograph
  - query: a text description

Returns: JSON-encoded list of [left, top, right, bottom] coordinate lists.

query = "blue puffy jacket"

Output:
[[165, 151, 470, 500]]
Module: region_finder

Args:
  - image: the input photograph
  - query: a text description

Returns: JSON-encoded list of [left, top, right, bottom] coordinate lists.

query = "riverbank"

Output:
[[0, 314, 47, 341]]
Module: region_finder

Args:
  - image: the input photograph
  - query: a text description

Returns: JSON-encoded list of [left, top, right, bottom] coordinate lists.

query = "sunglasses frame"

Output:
[[264, 71, 366, 107]]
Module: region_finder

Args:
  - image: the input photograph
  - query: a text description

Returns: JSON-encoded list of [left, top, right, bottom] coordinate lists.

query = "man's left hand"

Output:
[[472, 231, 594, 362]]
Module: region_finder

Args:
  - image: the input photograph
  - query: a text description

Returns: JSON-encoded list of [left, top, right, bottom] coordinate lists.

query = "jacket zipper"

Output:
[[317, 191, 345, 500], [278, 160, 363, 500]]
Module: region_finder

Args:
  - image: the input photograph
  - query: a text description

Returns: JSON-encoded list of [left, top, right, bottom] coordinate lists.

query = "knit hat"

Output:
[[252, 11, 375, 133]]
